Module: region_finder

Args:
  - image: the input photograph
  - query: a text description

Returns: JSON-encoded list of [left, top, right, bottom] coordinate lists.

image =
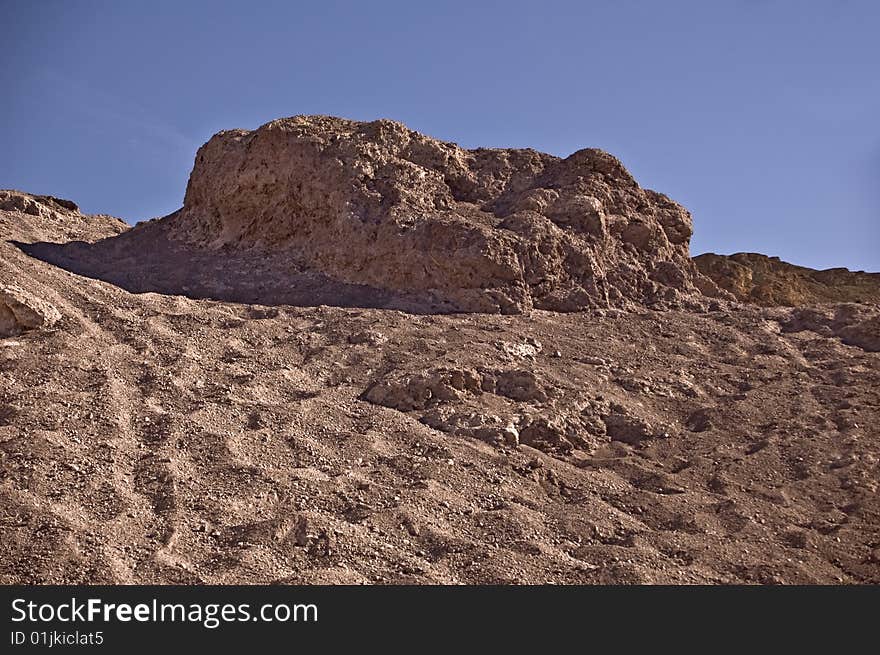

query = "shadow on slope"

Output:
[[12, 216, 450, 313]]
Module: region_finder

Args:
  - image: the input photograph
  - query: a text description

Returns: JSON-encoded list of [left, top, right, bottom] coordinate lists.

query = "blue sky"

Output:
[[2, 0, 878, 270]]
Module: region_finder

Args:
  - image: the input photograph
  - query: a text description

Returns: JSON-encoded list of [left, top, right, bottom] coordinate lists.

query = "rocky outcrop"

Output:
[[362, 366, 548, 412], [0, 285, 61, 337], [0, 190, 128, 244], [0, 190, 79, 215], [780, 303, 880, 352], [694, 252, 880, 307], [171, 115, 726, 313]]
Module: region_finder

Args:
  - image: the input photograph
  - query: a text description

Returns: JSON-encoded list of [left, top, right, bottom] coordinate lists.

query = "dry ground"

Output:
[[1, 201, 878, 584]]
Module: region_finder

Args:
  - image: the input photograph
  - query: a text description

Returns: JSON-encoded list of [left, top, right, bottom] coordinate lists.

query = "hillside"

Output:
[[1, 118, 878, 584]]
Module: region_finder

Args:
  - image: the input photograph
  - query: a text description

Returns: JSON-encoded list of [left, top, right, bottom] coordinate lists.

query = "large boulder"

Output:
[[171, 115, 722, 313], [0, 285, 61, 337]]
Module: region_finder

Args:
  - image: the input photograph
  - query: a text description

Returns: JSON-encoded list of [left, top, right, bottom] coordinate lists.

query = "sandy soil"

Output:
[[1, 199, 878, 584]]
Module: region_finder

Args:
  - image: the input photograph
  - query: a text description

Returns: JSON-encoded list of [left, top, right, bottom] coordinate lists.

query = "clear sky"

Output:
[[2, 0, 878, 270]]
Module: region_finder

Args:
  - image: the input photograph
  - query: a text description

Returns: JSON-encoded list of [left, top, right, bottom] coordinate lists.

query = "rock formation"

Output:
[[0, 190, 128, 244], [695, 252, 880, 307], [780, 303, 880, 352], [3, 118, 879, 585], [0, 285, 61, 337], [171, 116, 728, 313]]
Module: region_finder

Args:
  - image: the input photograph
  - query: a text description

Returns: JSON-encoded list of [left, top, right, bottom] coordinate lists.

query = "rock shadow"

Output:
[[12, 218, 450, 313]]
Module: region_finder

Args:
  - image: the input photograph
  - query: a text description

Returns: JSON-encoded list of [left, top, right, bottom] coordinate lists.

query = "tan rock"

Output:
[[362, 367, 483, 411], [780, 303, 880, 352], [0, 189, 128, 244], [602, 411, 655, 444], [0, 285, 61, 337], [171, 115, 716, 313], [694, 252, 880, 306]]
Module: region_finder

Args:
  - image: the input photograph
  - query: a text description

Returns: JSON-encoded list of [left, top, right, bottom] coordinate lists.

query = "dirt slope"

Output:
[[1, 188, 878, 584]]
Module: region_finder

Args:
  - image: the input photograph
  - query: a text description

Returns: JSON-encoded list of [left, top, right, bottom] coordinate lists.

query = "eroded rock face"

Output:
[[0, 190, 79, 216], [0, 189, 128, 244], [694, 252, 880, 307], [172, 115, 725, 313], [781, 303, 880, 352], [0, 285, 61, 337]]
